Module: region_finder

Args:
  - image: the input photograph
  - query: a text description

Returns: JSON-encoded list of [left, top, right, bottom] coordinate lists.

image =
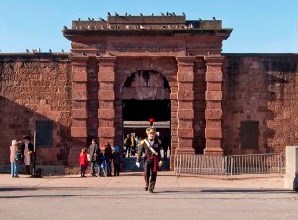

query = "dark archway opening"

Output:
[[121, 70, 171, 171], [122, 99, 171, 171], [123, 100, 170, 121]]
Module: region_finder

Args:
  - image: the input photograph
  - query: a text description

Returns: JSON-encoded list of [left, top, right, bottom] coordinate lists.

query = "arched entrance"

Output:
[[121, 70, 171, 170]]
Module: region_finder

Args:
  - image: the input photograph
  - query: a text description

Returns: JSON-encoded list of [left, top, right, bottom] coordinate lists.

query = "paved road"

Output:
[[0, 173, 297, 220]]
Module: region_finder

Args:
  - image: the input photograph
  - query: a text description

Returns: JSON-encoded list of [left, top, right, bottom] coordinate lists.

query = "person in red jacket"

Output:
[[79, 148, 88, 177]]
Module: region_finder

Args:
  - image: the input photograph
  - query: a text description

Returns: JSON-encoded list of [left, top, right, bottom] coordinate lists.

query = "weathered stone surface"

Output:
[[73, 82, 87, 91], [72, 90, 87, 101], [205, 91, 222, 101], [207, 82, 222, 91], [99, 82, 114, 90], [98, 109, 115, 119], [178, 109, 194, 120], [205, 138, 221, 147], [71, 127, 87, 137], [177, 71, 194, 82], [204, 146, 224, 155], [206, 101, 221, 109], [72, 119, 87, 127], [177, 138, 194, 149], [178, 128, 194, 138], [72, 109, 87, 119], [178, 101, 193, 109], [206, 71, 223, 82], [206, 120, 221, 128], [99, 90, 115, 100], [99, 119, 114, 127], [205, 128, 222, 138], [73, 70, 87, 82], [178, 91, 194, 100], [205, 109, 223, 120], [99, 71, 115, 82], [99, 127, 115, 138]]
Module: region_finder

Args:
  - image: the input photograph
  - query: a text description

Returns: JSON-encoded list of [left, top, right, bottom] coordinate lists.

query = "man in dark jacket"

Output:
[[136, 127, 162, 193], [104, 142, 113, 176], [124, 134, 132, 158], [88, 139, 100, 177], [112, 146, 121, 176]]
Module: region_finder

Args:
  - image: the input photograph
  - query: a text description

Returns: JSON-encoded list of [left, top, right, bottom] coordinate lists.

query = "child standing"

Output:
[[79, 148, 88, 177]]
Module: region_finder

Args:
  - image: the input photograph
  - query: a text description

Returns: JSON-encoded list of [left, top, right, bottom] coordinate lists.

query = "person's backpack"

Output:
[[15, 152, 22, 161]]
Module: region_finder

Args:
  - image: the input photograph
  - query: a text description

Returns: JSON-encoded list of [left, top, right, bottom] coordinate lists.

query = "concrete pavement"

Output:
[[0, 172, 297, 220]]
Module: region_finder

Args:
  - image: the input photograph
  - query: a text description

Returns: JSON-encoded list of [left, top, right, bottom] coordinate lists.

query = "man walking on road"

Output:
[[136, 127, 162, 193]]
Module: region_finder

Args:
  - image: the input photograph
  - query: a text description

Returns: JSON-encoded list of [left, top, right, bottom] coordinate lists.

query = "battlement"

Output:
[[70, 14, 224, 31]]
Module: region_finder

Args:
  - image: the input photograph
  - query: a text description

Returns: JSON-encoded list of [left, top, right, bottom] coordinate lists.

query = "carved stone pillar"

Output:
[[68, 56, 88, 166], [204, 55, 224, 155], [175, 56, 195, 154], [97, 56, 116, 149]]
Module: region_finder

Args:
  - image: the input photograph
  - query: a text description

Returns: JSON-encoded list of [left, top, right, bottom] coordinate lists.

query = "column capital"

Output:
[[70, 55, 88, 66], [96, 56, 117, 65], [176, 56, 196, 66], [204, 55, 224, 66]]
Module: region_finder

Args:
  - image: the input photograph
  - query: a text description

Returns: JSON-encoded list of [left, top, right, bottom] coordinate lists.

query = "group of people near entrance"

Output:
[[9, 127, 164, 193], [79, 140, 122, 177], [9, 136, 34, 178], [80, 127, 163, 193], [123, 134, 140, 157]]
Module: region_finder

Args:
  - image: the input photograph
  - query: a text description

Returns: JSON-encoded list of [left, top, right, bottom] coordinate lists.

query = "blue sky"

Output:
[[0, 0, 297, 53]]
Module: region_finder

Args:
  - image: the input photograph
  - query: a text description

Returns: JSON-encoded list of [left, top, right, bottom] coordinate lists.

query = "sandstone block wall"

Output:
[[223, 54, 298, 155], [0, 53, 297, 167], [0, 54, 71, 166]]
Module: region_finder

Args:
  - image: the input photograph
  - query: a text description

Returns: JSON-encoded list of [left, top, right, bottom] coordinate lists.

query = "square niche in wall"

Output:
[[240, 120, 259, 149], [36, 120, 53, 147]]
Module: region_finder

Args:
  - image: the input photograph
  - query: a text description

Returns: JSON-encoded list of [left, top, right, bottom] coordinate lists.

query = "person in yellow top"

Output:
[[136, 127, 162, 193], [131, 134, 136, 156]]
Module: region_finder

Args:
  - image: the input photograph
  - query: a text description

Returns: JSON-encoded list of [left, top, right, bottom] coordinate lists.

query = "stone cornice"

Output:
[[176, 56, 196, 66], [96, 56, 117, 65], [63, 29, 232, 41], [70, 55, 88, 66], [204, 55, 224, 66]]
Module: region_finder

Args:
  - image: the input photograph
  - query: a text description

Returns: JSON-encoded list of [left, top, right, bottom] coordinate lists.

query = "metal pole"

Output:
[[31, 130, 36, 177]]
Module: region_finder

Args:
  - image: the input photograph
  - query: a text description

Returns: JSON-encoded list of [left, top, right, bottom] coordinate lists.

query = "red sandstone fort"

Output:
[[0, 14, 297, 169]]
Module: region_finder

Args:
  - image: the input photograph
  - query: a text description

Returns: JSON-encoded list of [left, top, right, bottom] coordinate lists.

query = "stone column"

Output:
[[175, 56, 195, 154], [204, 55, 224, 155], [68, 56, 88, 166], [97, 56, 116, 150], [170, 81, 178, 169]]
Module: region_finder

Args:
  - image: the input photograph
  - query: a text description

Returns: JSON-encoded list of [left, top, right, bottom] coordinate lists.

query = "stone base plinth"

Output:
[[204, 147, 223, 156], [284, 146, 298, 191]]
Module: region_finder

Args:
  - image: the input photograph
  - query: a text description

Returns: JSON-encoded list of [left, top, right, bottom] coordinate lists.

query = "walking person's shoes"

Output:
[[144, 186, 148, 191], [149, 189, 154, 193]]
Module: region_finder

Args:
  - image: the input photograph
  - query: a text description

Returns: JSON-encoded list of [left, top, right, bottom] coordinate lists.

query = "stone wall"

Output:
[[0, 54, 71, 166], [1, 52, 297, 167], [223, 54, 298, 155]]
